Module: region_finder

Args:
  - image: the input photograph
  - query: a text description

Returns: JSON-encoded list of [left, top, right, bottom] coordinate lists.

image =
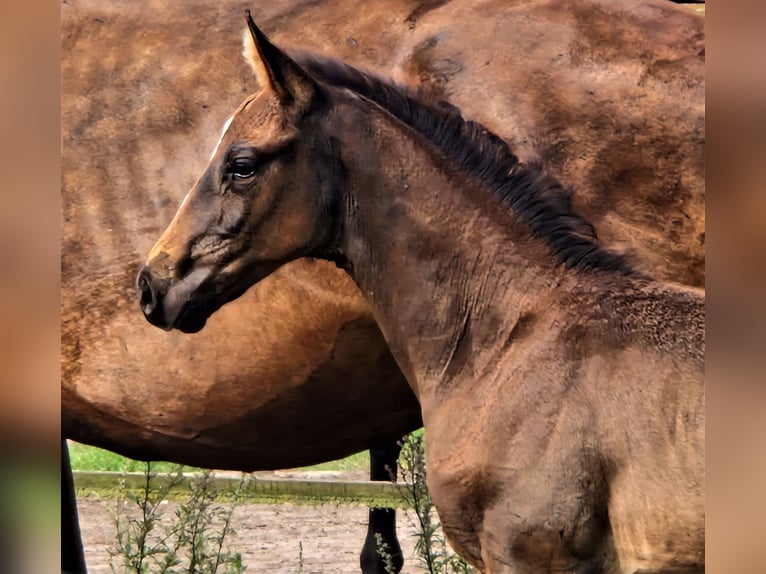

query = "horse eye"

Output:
[[229, 158, 258, 180]]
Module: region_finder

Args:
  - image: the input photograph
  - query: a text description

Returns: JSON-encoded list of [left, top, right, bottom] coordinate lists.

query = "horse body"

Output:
[[138, 16, 704, 571], [62, 0, 427, 470], [393, 0, 706, 288], [419, 279, 704, 571], [316, 92, 705, 571], [63, 2, 428, 570], [64, 0, 704, 571], [63, 0, 703, 465]]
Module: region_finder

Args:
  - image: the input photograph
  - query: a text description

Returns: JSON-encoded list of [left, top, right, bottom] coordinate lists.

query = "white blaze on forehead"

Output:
[[209, 113, 235, 161], [178, 189, 192, 211], [177, 114, 235, 212]]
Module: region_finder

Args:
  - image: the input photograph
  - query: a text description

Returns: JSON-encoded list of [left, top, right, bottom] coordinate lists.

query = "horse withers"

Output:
[[138, 15, 704, 573]]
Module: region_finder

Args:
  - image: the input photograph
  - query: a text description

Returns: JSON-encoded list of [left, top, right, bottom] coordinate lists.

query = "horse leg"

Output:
[[62, 438, 87, 574], [360, 438, 404, 574]]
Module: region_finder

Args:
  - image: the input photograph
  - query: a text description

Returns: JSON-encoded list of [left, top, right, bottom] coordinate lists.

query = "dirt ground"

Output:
[[77, 470, 429, 574]]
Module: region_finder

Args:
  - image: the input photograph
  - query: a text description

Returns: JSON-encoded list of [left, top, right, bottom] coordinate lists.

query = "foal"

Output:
[[139, 16, 704, 573]]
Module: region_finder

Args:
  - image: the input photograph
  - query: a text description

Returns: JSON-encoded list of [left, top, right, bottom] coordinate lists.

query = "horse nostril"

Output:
[[137, 268, 158, 315]]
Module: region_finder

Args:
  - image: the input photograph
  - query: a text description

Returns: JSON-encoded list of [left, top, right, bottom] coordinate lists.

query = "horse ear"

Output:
[[242, 11, 315, 106]]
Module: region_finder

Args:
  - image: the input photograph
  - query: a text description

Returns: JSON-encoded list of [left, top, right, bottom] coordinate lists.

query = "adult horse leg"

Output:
[[62, 439, 87, 574], [360, 439, 404, 574]]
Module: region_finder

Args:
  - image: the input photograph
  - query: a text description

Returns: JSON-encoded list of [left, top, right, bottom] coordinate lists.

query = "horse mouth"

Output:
[[165, 279, 244, 334], [172, 306, 210, 333], [163, 287, 219, 333], [139, 261, 270, 333], [138, 265, 218, 333], [141, 293, 212, 333]]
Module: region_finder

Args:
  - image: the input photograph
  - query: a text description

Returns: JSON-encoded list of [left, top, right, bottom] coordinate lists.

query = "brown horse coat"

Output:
[[64, 0, 702, 466], [62, 0, 427, 468], [138, 9, 704, 570], [394, 0, 705, 287]]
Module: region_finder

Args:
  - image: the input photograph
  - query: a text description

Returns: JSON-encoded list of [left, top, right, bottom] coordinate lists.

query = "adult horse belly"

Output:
[[62, 259, 421, 470]]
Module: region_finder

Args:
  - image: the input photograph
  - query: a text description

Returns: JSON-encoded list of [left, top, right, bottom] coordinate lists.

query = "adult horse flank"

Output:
[[138, 14, 705, 574]]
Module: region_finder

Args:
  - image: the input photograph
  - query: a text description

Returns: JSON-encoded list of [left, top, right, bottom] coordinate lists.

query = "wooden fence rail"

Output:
[[73, 471, 411, 509]]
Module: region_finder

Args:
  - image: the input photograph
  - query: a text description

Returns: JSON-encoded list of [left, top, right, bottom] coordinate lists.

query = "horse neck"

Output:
[[326, 96, 570, 398]]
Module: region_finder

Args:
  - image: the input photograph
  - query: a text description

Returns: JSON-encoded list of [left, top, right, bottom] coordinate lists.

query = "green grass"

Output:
[[66, 441, 371, 474], [301, 450, 369, 472], [66, 442, 190, 473], [304, 429, 423, 472], [67, 429, 426, 474]]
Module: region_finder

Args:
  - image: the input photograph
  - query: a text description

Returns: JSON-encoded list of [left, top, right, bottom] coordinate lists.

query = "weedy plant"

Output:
[[376, 432, 475, 574], [373, 533, 399, 574], [296, 540, 304, 574], [107, 462, 247, 574]]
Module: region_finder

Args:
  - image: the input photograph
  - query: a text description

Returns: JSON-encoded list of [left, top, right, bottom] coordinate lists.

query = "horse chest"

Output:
[[422, 374, 618, 571]]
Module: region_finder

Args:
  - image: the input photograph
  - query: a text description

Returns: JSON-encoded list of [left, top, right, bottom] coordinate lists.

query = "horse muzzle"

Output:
[[136, 266, 212, 333], [137, 266, 173, 330]]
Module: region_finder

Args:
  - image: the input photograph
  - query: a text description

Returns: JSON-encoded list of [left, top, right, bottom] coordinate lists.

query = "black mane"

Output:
[[293, 51, 635, 275]]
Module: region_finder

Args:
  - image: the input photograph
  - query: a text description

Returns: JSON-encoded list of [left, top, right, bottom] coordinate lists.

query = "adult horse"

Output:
[[64, 0, 703, 571], [63, 1, 429, 572], [138, 11, 704, 572]]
